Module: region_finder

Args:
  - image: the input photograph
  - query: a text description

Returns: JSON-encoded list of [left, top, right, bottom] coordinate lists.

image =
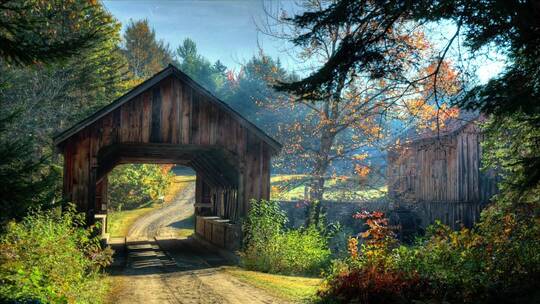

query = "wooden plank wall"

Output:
[[60, 75, 273, 222], [388, 123, 498, 205]]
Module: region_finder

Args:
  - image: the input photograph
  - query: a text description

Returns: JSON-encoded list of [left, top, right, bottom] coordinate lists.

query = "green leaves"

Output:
[[0, 111, 59, 224], [0, 208, 112, 303], [241, 200, 330, 275], [175, 38, 227, 95], [108, 164, 173, 211], [0, 0, 116, 65]]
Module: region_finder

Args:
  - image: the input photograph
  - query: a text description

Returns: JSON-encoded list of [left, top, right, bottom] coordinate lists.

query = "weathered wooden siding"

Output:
[[387, 122, 498, 227], [58, 73, 275, 224], [388, 123, 497, 204]]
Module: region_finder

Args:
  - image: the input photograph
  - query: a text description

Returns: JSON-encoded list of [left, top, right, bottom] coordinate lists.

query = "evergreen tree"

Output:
[[123, 19, 173, 79], [0, 113, 58, 223], [0, 9, 129, 149], [225, 55, 289, 125], [175, 38, 225, 94], [0, 0, 115, 65], [0, 0, 128, 223]]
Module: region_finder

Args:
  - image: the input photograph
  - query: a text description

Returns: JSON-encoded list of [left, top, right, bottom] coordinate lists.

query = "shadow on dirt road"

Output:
[[106, 180, 286, 304]]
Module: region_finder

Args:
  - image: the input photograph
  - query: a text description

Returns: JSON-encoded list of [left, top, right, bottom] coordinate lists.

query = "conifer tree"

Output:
[[123, 19, 173, 79]]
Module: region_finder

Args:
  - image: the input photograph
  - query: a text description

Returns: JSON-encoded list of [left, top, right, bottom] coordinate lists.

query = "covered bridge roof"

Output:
[[53, 64, 281, 151]]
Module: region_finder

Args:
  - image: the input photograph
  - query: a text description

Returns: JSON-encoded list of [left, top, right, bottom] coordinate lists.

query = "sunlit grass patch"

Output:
[[163, 175, 196, 203], [177, 228, 194, 238], [175, 214, 195, 238], [107, 205, 158, 237], [271, 174, 308, 183], [270, 174, 387, 201], [223, 266, 321, 303], [173, 175, 197, 183]]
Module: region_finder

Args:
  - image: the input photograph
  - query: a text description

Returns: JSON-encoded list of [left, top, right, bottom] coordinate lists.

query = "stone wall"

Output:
[[407, 201, 487, 230]]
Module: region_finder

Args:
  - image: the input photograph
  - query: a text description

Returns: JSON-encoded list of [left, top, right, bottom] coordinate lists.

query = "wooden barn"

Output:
[[387, 117, 498, 228], [54, 64, 281, 249]]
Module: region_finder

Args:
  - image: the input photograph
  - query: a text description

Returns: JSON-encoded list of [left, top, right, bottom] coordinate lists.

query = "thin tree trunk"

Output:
[[309, 129, 334, 201]]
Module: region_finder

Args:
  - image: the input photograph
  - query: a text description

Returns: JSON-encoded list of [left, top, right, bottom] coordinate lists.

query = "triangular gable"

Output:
[[54, 64, 281, 151]]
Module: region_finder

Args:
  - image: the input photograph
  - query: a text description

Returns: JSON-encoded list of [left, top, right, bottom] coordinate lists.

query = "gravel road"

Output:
[[127, 182, 195, 240], [108, 180, 286, 304]]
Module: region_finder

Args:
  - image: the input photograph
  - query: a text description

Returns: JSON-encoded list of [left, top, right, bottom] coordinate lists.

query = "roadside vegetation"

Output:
[[0, 207, 112, 303], [241, 200, 331, 275], [317, 200, 540, 303]]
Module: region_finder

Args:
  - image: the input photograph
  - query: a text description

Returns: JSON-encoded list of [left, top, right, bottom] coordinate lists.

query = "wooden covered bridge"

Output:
[[54, 65, 281, 249]]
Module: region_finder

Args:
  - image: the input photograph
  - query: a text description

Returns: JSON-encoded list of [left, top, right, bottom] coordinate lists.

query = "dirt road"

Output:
[[127, 182, 196, 240], [108, 181, 286, 304]]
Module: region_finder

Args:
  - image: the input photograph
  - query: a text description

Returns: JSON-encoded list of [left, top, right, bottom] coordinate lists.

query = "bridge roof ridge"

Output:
[[53, 64, 282, 151]]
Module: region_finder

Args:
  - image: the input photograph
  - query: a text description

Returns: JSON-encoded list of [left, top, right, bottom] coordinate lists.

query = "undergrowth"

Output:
[[0, 206, 113, 303]]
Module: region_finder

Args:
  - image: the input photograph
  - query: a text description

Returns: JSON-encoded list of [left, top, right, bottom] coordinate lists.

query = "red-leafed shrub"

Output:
[[318, 211, 427, 303], [318, 263, 426, 303]]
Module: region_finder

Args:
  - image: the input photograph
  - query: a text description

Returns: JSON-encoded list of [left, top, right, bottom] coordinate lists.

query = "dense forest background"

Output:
[[0, 8, 294, 220], [0, 2, 401, 219]]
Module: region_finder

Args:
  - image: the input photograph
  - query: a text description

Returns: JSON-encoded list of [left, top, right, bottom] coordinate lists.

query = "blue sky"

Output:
[[102, 0, 296, 71], [102, 0, 505, 83]]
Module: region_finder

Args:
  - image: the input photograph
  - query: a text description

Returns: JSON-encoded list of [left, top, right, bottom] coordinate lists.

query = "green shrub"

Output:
[[108, 164, 173, 211], [241, 200, 331, 275], [0, 206, 112, 303]]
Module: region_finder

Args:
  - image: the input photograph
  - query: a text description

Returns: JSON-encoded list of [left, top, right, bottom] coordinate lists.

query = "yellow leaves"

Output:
[[121, 78, 144, 91], [354, 164, 371, 178], [348, 237, 359, 259], [353, 153, 368, 161], [404, 98, 460, 132]]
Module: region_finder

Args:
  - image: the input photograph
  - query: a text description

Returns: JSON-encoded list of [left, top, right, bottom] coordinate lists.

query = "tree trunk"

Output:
[[309, 129, 334, 201]]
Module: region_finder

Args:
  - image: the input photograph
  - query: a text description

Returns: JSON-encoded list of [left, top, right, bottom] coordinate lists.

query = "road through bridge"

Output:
[[54, 64, 281, 250]]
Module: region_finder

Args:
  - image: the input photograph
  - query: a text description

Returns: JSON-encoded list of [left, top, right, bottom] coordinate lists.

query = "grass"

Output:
[[271, 174, 387, 201], [107, 205, 159, 237], [107, 175, 195, 237], [223, 266, 322, 303], [163, 175, 196, 203], [177, 228, 194, 238], [175, 214, 195, 238]]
